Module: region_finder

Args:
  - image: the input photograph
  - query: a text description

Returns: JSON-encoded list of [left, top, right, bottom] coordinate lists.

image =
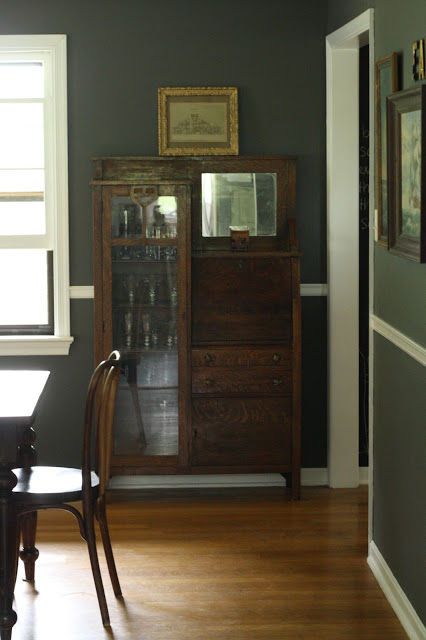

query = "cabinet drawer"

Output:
[[192, 346, 291, 368], [192, 366, 291, 395], [192, 397, 292, 466]]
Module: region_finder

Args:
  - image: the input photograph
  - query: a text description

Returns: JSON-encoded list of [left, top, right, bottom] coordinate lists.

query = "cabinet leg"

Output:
[[282, 472, 292, 488], [291, 472, 301, 501], [281, 473, 300, 500]]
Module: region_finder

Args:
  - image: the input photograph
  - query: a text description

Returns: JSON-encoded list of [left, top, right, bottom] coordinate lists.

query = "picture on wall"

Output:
[[158, 87, 238, 156], [387, 85, 426, 262], [375, 53, 398, 246]]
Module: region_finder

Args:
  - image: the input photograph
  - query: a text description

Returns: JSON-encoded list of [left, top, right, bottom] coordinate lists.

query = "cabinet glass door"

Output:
[[106, 184, 188, 461]]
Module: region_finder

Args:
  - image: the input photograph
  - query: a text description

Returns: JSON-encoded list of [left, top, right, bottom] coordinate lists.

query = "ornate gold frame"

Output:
[[375, 53, 398, 247], [158, 87, 238, 156]]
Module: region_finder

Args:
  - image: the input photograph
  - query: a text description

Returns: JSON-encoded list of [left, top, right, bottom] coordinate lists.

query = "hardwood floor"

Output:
[[12, 486, 408, 639]]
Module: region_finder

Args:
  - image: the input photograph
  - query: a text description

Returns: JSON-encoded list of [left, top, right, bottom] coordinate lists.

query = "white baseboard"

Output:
[[359, 466, 369, 485], [110, 473, 287, 489], [368, 541, 426, 640], [109, 467, 369, 490]]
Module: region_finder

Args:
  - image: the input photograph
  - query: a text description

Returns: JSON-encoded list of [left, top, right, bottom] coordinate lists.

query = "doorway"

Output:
[[325, 10, 374, 489]]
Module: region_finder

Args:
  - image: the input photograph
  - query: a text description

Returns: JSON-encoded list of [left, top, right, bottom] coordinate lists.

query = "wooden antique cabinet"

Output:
[[92, 156, 301, 498]]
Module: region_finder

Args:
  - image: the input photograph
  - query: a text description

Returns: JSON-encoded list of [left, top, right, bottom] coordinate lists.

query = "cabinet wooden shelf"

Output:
[[92, 155, 301, 498]]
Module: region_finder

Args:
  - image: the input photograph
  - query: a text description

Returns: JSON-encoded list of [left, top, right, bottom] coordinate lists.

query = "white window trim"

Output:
[[0, 34, 73, 356]]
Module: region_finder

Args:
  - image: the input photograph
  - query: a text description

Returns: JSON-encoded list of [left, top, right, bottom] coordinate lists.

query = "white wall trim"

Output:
[[0, 335, 74, 356], [70, 285, 95, 299], [301, 283, 328, 297], [326, 9, 374, 489], [109, 468, 369, 490], [327, 9, 372, 46], [70, 284, 328, 300], [359, 466, 369, 485], [368, 542, 426, 640], [301, 467, 328, 486], [371, 315, 426, 368]]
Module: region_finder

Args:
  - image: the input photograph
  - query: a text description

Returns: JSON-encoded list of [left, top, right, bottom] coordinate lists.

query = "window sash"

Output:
[[0, 250, 54, 334], [0, 35, 71, 352]]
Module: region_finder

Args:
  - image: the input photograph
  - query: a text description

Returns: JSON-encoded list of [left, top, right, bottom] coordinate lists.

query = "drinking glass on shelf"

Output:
[[142, 313, 151, 348], [127, 275, 136, 303], [167, 320, 177, 350], [170, 283, 178, 306], [148, 279, 156, 305], [151, 325, 159, 348], [146, 246, 157, 260], [119, 245, 131, 260], [123, 312, 132, 348]]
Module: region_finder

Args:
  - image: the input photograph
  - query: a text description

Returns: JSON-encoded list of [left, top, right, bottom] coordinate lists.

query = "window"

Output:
[[0, 35, 73, 355]]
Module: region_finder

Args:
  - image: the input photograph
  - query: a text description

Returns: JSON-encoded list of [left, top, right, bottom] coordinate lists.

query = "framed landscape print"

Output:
[[375, 53, 398, 246], [387, 85, 426, 262], [158, 87, 238, 156]]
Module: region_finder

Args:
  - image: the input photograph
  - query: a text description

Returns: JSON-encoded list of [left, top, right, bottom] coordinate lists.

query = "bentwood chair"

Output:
[[12, 351, 122, 626]]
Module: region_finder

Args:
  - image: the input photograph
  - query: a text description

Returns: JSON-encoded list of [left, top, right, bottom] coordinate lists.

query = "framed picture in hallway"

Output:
[[158, 86, 238, 156], [375, 53, 398, 247], [387, 85, 426, 262]]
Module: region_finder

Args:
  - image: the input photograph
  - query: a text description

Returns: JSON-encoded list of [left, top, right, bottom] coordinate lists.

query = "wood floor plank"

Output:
[[11, 487, 409, 639]]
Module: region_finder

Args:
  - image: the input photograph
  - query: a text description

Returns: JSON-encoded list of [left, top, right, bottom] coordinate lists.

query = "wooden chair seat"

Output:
[[13, 466, 99, 503]]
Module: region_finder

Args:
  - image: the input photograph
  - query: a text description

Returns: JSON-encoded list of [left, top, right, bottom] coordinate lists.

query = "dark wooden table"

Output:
[[0, 370, 49, 640]]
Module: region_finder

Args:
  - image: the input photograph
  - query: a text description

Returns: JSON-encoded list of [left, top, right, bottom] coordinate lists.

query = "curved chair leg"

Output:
[[96, 497, 122, 597], [85, 510, 110, 626]]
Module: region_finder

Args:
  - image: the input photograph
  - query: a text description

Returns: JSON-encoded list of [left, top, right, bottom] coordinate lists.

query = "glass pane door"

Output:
[[109, 187, 181, 458]]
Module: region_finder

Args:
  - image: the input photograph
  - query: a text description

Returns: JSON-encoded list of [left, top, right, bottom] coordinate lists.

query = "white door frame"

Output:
[[326, 10, 375, 495]]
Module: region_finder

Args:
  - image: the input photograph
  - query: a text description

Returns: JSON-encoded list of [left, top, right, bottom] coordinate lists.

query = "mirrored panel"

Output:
[[201, 172, 277, 237]]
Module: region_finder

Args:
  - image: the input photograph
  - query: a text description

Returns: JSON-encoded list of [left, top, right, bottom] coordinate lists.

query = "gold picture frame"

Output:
[[387, 86, 426, 263], [375, 53, 399, 246], [158, 87, 238, 156]]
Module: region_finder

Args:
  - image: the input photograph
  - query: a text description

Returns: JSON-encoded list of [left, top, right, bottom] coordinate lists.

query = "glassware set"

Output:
[[116, 275, 177, 307], [120, 311, 177, 351], [112, 245, 177, 262]]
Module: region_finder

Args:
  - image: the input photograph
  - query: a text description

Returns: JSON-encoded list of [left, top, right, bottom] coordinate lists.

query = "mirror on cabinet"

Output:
[[201, 173, 277, 237]]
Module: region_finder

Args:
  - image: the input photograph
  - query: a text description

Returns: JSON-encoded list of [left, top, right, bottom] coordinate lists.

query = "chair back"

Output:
[[82, 351, 121, 501]]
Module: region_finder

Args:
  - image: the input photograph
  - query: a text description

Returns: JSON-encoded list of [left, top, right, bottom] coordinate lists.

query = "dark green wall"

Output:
[[374, 335, 426, 623], [375, 248, 426, 347], [328, 0, 426, 627], [0, 0, 328, 468], [0, 301, 94, 467], [327, 0, 373, 33]]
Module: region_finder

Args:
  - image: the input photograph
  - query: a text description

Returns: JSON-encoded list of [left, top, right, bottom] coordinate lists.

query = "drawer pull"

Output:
[[204, 353, 216, 363], [273, 353, 281, 362], [273, 378, 283, 386], [204, 378, 214, 386]]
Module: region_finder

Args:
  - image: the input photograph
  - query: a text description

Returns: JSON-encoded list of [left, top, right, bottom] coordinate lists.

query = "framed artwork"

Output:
[[375, 53, 398, 246], [387, 85, 426, 262], [158, 87, 238, 156]]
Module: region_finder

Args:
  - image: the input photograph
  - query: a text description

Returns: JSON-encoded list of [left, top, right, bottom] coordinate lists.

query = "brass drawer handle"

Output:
[[204, 353, 216, 363], [273, 378, 283, 386], [273, 353, 281, 362], [204, 378, 214, 386]]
